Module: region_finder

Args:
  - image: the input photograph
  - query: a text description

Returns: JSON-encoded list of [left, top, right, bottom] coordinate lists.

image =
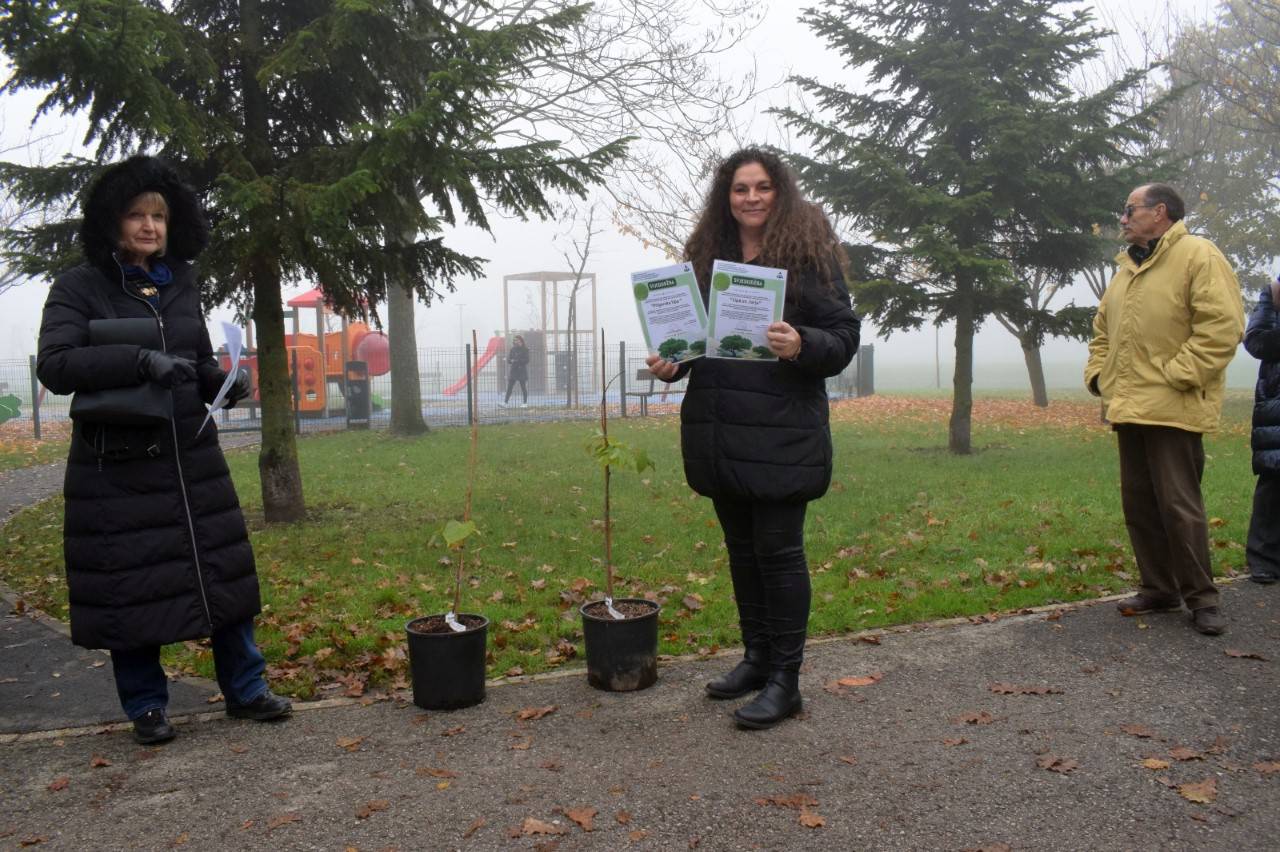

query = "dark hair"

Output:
[[80, 155, 210, 270], [1141, 183, 1185, 223], [683, 147, 845, 292]]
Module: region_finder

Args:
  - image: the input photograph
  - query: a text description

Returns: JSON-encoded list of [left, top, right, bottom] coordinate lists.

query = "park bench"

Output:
[[625, 367, 661, 416]]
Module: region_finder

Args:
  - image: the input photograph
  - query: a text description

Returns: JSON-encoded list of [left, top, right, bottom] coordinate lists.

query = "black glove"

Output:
[[136, 349, 197, 388], [228, 368, 252, 403]]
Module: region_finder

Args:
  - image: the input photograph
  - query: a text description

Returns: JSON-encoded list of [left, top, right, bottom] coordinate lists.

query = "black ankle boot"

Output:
[[705, 650, 769, 699], [732, 671, 801, 729]]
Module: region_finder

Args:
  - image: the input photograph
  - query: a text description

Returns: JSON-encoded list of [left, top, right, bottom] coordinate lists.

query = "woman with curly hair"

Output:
[[646, 147, 860, 728], [37, 156, 291, 744]]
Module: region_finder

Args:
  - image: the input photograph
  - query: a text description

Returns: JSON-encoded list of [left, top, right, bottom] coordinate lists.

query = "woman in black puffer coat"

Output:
[[1244, 277, 1280, 583], [646, 148, 860, 729], [37, 156, 290, 744]]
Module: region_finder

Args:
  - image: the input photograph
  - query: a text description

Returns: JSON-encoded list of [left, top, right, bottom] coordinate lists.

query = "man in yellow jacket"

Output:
[[1085, 183, 1244, 636]]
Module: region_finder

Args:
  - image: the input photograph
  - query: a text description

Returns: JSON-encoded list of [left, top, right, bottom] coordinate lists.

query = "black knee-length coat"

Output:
[[673, 263, 860, 504], [1245, 288, 1280, 475], [37, 260, 260, 650]]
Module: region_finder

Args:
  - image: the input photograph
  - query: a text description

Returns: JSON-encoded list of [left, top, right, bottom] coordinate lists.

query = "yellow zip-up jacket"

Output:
[[1085, 220, 1244, 433]]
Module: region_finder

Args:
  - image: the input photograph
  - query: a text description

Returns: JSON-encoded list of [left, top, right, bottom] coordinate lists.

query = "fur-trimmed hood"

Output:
[[79, 155, 209, 272]]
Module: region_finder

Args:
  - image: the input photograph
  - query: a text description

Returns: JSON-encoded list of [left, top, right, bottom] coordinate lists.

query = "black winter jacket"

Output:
[[672, 263, 860, 503], [507, 344, 530, 382], [37, 260, 260, 650], [1245, 288, 1280, 475]]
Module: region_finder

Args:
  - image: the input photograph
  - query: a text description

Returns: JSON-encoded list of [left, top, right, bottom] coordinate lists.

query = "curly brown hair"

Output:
[[683, 148, 845, 297]]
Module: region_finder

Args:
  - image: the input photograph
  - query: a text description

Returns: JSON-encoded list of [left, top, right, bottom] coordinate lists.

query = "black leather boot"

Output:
[[733, 670, 801, 729], [705, 645, 770, 699]]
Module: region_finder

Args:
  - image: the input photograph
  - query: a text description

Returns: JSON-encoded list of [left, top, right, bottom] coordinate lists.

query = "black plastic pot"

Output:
[[579, 598, 661, 692], [405, 613, 488, 710]]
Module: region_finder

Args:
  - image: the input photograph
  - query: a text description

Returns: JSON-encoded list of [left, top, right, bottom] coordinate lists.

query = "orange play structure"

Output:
[[223, 287, 391, 414]]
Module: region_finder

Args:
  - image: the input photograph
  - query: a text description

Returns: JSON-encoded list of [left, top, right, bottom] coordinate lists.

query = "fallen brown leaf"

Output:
[[629, 829, 649, 841], [1168, 746, 1202, 762], [836, 672, 883, 687], [798, 808, 826, 828], [46, 778, 68, 792], [335, 736, 364, 752], [1205, 736, 1231, 755], [229, 744, 249, 754], [1253, 761, 1280, 776], [516, 705, 558, 722], [838, 755, 858, 765], [615, 811, 632, 825], [18, 838, 48, 847], [510, 738, 532, 751], [521, 817, 567, 836], [355, 800, 389, 820], [462, 817, 486, 838], [89, 755, 111, 768], [266, 813, 302, 831], [682, 594, 704, 611], [170, 833, 189, 846], [1120, 723, 1156, 739], [1224, 648, 1269, 661], [943, 738, 968, 747], [1036, 755, 1079, 774], [441, 725, 466, 737], [859, 634, 882, 645], [955, 711, 997, 725], [1178, 777, 1218, 804], [1141, 758, 1171, 770], [417, 766, 459, 778], [566, 806, 597, 832]]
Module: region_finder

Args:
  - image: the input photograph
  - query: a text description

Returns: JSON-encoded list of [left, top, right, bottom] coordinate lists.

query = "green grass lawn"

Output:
[[0, 395, 1256, 698], [0, 423, 70, 472]]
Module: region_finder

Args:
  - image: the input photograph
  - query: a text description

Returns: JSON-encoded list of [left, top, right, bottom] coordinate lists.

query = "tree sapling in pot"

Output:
[[405, 331, 489, 709], [579, 329, 662, 691]]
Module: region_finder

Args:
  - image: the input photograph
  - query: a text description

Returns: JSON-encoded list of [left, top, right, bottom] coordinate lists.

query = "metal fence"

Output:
[[0, 342, 873, 440]]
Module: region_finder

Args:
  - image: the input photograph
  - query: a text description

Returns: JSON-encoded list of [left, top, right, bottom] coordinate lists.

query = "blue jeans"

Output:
[[110, 619, 268, 720]]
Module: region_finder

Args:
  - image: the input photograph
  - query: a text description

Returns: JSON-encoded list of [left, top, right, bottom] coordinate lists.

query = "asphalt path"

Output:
[[1, 458, 1277, 850]]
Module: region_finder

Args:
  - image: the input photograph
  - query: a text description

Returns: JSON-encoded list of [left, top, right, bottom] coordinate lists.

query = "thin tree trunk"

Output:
[[949, 285, 975, 455], [252, 258, 305, 522], [243, 0, 304, 522], [387, 273, 428, 435], [1020, 334, 1049, 408]]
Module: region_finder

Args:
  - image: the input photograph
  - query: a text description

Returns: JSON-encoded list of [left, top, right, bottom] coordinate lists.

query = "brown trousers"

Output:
[[1115, 424, 1219, 611]]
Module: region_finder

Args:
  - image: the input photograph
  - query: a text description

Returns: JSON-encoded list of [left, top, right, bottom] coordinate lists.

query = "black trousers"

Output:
[[1247, 473, 1280, 579], [1115, 424, 1218, 610], [504, 374, 527, 403], [712, 499, 809, 672]]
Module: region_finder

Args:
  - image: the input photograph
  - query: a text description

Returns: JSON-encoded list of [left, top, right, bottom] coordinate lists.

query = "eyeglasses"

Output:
[[1119, 203, 1158, 219]]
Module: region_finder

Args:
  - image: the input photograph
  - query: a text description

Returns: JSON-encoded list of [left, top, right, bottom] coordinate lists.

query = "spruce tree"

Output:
[[781, 0, 1161, 447], [0, 1, 624, 518]]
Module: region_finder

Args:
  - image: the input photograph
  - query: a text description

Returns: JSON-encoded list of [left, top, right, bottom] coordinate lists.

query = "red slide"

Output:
[[442, 336, 503, 396]]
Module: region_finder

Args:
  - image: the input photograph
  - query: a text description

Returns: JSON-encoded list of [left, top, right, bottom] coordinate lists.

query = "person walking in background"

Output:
[[504, 334, 530, 407], [1244, 275, 1280, 584], [37, 156, 291, 744], [646, 148, 860, 728], [1085, 183, 1245, 636]]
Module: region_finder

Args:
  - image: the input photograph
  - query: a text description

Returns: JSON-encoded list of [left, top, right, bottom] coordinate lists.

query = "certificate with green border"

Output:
[[631, 262, 708, 363], [706, 260, 788, 360]]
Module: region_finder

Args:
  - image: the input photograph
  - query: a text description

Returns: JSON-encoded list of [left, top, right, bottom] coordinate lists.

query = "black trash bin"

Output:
[[345, 360, 370, 429]]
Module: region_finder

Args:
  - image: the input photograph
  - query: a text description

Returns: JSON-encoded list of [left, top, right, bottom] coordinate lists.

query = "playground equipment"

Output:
[[502, 270, 599, 403], [442, 336, 503, 397], [222, 287, 391, 416]]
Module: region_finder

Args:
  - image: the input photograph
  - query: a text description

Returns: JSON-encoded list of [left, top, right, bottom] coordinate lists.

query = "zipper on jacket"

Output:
[[117, 261, 215, 631]]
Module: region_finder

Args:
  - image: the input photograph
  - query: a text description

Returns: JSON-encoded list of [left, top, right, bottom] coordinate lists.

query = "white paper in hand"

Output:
[[197, 321, 243, 436]]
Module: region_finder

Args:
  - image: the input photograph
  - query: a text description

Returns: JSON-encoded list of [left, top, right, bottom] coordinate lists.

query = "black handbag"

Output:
[[69, 319, 173, 426]]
